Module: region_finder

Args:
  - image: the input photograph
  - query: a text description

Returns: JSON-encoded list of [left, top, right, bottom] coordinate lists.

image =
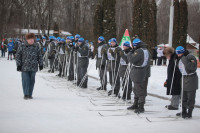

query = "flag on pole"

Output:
[[119, 29, 132, 49]]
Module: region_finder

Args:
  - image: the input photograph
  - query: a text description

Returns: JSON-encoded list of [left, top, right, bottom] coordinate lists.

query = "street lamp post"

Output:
[[168, 0, 174, 47]]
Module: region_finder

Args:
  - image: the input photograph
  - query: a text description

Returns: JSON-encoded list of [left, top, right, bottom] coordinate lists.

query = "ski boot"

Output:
[[165, 105, 178, 110], [187, 109, 193, 119], [134, 103, 145, 114], [127, 98, 138, 110]]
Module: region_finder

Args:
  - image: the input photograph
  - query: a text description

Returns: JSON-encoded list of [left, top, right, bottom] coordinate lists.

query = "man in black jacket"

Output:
[[75, 37, 89, 88], [96, 36, 108, 91], [16, 33, 43, 100], [127, 38, 151, 113]]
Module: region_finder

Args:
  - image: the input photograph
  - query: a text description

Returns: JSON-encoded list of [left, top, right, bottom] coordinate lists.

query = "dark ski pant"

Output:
[[109, 70, 120, 95], [77, 66, 88, 88], [58, 54, 65, 75], [122, 76, 132, 100], [182, 90, 196, 110], [68, 56, 74, 80], [49, 57, 55, 71], [1, 49, 5, 57], [157, 57, 162, 66], [133, 79, 148, 104], [8, 51, 13, 60], [162, 56, 167, 65], [99, 66, 107, 90], [21, 71, 36, 96]]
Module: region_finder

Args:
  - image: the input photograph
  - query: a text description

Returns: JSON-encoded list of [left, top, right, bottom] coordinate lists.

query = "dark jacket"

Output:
[[178, 51, 198, 91], [127, 42, 151, 83], [152, 48, 157, 59], [48, 41, 56, 59], [166, 53, 182, 95], [16, 41, 43, 72], [77, 42, 89, 68], [1, 41, 7, 51]]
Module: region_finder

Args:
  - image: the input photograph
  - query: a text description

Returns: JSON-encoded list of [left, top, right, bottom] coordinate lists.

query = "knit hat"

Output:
[[123, 41, 131, 47], [176, 46, 185, 54]]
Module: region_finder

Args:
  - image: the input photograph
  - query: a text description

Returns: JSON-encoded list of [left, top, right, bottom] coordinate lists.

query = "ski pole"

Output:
[[102, 60, 108, 91], [78, 59, 95, 88], [66, 50, 72, 79], [169, 59, 177, 95], [112, 63, 121, 96]]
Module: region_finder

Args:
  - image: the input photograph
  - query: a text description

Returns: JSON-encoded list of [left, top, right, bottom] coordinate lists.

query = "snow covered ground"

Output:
[[0, 57, 200, 133]]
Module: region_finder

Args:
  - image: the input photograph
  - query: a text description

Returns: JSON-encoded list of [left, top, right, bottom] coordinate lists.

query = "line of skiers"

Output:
[[95, 36, 151, 114], [13, 32, 198, 119], [41, 34, 94, 89], [95, 36, 198, 118]]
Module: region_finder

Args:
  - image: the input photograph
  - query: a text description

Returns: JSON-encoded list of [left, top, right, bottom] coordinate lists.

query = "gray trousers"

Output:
[[99, 67, 107, 90], [182, 90, 196, 110], [170, 95, 180, 108], [133, 79, 148, 104]]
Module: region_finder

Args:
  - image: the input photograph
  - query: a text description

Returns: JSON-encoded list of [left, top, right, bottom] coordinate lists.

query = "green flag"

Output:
[[119, 29, 132, 49]]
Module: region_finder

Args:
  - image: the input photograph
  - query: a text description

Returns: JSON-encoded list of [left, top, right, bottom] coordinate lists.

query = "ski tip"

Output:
[[98, 112, 104, 117], [146, 117, 152, 122]]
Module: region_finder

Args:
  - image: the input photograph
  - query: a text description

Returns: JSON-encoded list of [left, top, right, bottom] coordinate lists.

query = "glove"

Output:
[[164, 81, 167, 87], [48, 55, 52, 59], [114, 47, 121, 54], [109, 48, 113, 54], [65, 46, 69, 51], [74, 46, 79, 52], [119, 51, 124, 57], [101, 49, 106, 54], [17, 66, 22, 71], [52, 50, 56, 54], [39, 66, 43, 71]]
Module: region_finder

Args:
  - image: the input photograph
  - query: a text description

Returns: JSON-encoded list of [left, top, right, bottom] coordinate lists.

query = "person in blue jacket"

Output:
[[7, 39, 14, 60]]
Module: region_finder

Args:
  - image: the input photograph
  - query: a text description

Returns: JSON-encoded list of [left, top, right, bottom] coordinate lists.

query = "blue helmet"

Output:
[[176, 46, 185, 54], [108, 39, 112, 45], [66, 36, 70, 40], [90, 42, 93, 45], [75, 34, 81, 39], [85, 40, 89, 43], [36, 38, 40, 41], [110, 38, 117, 44], [56, 37, 61, 41], [98, 36, 104, 42], [69, 36, 74, 41], [49, 36, 55, 40], [123, 41, 131, 47], [61, 39, 66, 43], [132, 38, 142, 46], [78, 37, 84, 43], [42, 36, 46, 39], [67, 36, 74, 41]]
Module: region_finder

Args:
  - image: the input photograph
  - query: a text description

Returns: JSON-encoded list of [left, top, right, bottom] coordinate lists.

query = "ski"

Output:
[[89, 109, 124, 112], [145, 116, 181, 122]]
